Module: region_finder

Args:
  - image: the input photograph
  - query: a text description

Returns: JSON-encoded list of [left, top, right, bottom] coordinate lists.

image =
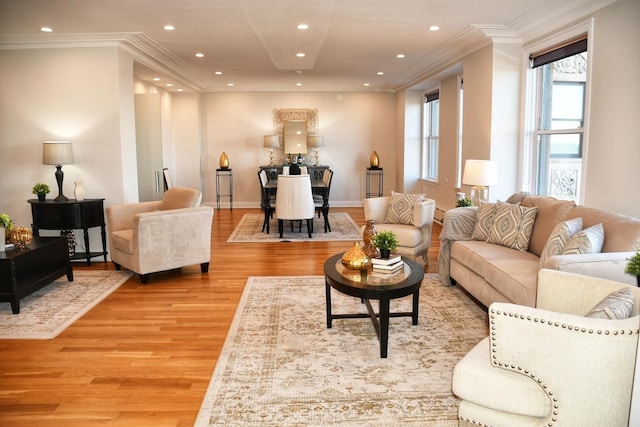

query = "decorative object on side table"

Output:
[[362, 220, 379, 258], [456, 197, 473, 207], [219, 152, 230, 169], [42, 140, 74, 202], [308, 133, 324, 166], [341, 242, 372, 271], [370, 151, 380, 168], [625, 250, 640, 287], [263, 135, 279, 166], [10, 226, 33, 247], [74, 180, 85, 201], [32, 182, 51, 202], [0, 213, 15, 251], [462, 159, 497, 206], [60, 229, 77, 257], [372, 230, 399, 259]]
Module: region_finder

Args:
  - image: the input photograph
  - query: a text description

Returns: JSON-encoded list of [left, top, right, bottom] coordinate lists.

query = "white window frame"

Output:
[[422, 90, 439, 182], [521, 19, 594, 203]]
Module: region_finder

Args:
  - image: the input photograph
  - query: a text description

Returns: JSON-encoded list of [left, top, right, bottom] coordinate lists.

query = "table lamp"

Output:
[[307, 134, 324, 166], [42, 141, 74, 202], [462, 159, 497, 206], [263, 135, 280, 166]]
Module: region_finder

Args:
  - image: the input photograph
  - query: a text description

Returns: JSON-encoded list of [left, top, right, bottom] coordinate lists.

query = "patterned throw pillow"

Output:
[[487, 201, 538, 251], [539, 217, 583, 269], [586, 287, 634, 320], [562, 223, 605, 255], [471, 203, 497, 241], [384, 191, 425, 225]]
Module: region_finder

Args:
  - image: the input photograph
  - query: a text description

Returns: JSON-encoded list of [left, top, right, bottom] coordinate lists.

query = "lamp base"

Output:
[[54, 164, 69, 202], [470, 186, 488, 207]]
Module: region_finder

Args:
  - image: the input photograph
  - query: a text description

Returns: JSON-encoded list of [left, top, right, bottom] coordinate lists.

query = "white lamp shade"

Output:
[[263, 135, 280, 148], [42, 141, 74, 165], [307, 134, 324, 148], [462, 159, 497, 186]]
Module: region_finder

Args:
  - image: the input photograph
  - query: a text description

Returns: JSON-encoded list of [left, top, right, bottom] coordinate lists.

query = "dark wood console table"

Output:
[[259, 165, 329, 183], [28, 198, 107, 265]]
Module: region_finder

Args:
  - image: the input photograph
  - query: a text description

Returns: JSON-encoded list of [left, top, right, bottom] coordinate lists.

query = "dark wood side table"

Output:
[[324, 253, 424, 358], [28, 198, 107, 265], [0, 237, 72, 314]]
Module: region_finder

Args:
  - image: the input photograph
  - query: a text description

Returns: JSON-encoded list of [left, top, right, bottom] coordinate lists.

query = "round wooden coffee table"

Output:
[[323, 253, 424, 358]]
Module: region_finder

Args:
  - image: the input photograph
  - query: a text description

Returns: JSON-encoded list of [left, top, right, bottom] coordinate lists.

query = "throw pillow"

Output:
[[561, 223, 605, 255], [586, 287, 634, 320], [471, 202, 497, 241], [487, 201, 538, 251], [539, 217, 584, 269], [385, 191, 425, 225]]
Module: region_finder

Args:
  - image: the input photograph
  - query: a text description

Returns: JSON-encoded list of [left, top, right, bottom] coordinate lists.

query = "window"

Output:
[[529, 36, 587, 202], [422, 91, 439, 181]]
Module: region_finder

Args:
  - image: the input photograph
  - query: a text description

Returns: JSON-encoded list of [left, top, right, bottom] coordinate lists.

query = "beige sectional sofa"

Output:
[[439, 195, 640, 307]]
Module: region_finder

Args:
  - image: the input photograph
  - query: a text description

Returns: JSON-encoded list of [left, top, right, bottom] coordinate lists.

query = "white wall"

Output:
[[195, 91, 397, 208]]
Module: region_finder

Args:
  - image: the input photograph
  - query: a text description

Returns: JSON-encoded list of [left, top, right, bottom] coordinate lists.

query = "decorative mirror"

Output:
[[284, 120, 308, 155], [272, 108, 318, 158]]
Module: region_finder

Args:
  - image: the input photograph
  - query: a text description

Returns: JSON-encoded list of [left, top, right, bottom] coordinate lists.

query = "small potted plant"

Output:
[[0, 213, 14, 250], [32, 182, 50, 201], [625, 250, 640, 287], [456, 197, 473, 207], [372, 230, 399, 259]]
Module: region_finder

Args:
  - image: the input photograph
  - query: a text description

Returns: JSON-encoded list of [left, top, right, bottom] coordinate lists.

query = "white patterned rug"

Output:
[[195, 274, 488, 426], [0, 270, 132, 339], [227, 212, 363, 242]]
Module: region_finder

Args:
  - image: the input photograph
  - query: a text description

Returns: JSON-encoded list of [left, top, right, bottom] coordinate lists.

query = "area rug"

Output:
[[0, 270, 133, 339], [227, 212, 362, 242], [195, 274, 488, 426]]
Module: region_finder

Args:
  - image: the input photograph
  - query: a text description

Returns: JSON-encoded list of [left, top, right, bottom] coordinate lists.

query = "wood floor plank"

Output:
[[0, 207, 441, 426]]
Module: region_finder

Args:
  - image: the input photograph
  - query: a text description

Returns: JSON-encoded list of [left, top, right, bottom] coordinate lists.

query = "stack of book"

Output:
[[371, 254, 403, 274]]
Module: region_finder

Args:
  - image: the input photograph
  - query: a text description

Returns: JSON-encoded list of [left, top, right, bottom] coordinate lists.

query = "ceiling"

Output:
[[0, 0, 615, 93]]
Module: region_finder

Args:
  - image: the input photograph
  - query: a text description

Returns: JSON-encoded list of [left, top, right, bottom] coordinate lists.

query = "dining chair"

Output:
[[257, 170, 275, 233], [313, 169, 333, 232], [275, 174, 315, 238]]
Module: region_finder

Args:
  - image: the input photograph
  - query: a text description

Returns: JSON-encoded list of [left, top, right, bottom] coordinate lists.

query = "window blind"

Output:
[[530, 36, 587, 68]]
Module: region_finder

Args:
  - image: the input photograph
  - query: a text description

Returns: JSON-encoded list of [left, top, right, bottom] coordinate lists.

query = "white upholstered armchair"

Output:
[[453, 269, 640, 426], [105, 187, 213, 284], [362, 193, 435, 264]]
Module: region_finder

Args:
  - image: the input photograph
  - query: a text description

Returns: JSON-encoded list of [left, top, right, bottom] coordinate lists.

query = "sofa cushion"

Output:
[[539, 217, 583, 269], [566, 206, 640, 252], [385, 191, 424, 225], [160, 187, 202, 210], [586, 287, 634, 320], [374, 223, 424, 247], [487, 202, 538, 251], [471, 203, 497, 241], [562, 223, 604, 255], [111, 229, 134, 254], [520, 196, 576, 257]]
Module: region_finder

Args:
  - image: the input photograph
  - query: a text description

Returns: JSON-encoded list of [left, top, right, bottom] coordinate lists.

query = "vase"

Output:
[[10, 227, 33, 247], [341, 241, 372, 271], [0, 226, 4, 252], [74, 181, 85, 201], [379, 248, 391, 259], [370, 151, 380, 168], [60, 229, 76, 257], [37, 193, 46, 202], [219, 152, 230, 169], [362, 220, 378, 258]]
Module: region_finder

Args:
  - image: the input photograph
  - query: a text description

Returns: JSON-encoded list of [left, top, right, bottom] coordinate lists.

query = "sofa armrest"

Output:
[[437, 207, 478, 285], [543, 251, 637, 287], [490, 300, 639, 426], [363, 196, 390, 224], [413, 198, 435, 228], [106, 201, 162, 232]]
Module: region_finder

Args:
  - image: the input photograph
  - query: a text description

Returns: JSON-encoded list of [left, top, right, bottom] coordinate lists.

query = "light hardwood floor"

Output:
[[0, 207, 441, 426]]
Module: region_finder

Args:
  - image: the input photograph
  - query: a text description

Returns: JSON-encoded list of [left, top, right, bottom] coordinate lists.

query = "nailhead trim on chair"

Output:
[[488, 307, 640, 426]]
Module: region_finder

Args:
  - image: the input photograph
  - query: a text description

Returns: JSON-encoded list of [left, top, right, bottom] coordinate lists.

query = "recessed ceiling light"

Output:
[[40, 27, 53, 32], [163, 25, 175, 31], [377, 72, 384, 76], [153, 77, 161, 81], [295, 70, 303, 74], [363, 83, 371, 87], [429, 25, 440, 31], [195, 53, 205, 58], [177, 89, 184, 92], [297, 24, 309, 30], [214, 71, 223, 75], [296, 83, 303, 86], [396, 54, 406, 59], [296, 52, 306, 58], [166, 83, 173, 87], [227, 83, 234, 87]]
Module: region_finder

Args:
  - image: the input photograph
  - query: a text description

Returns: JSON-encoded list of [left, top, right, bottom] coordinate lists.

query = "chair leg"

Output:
[[279, 219, 284, 238], [307, 219, 313, 238], [323, 208, 331, 232], [200, 262, 209, 273], [113, 262, 121, 270]]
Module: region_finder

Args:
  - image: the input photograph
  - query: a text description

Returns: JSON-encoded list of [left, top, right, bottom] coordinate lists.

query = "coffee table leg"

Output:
[[325, 279, 333, 328], [379, 298, 390, 358], [412, 289, 419, 325]]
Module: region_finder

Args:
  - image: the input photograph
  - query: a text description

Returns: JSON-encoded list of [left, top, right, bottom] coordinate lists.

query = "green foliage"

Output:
[[32, 182, 50, 194], [372, 230, 399, 251], [0, 213, 14, 230], [456, 198, 473, 207], [625, 251, 640, 277]]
